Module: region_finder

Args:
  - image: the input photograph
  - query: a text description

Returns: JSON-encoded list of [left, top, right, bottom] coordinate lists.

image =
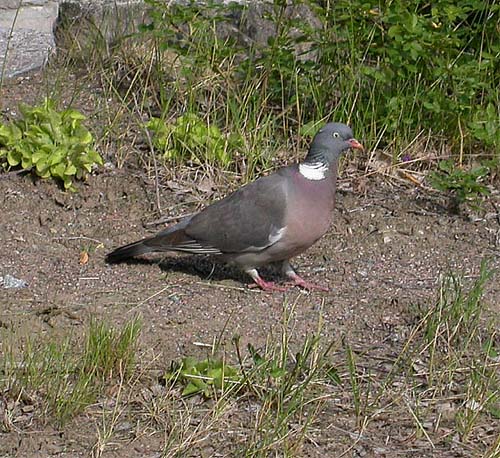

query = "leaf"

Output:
[[208, 367, 223, 387], [0, 124, 12, 143], [65, 163, 77, 175], [300, 120, 321, 138], [138, 22, 155, 32], [31, 151, 47, 164], [63, 178, 75, 190], [87, 149, 103, 165], [51, 162, 66, 179], [325, 366, 342, 385], [7, 149, 21, 166], [438, 160, 454, 173], [10, 124, 23, 140], [40, 169, 51, 179], [270, 367, 286, 378], [182, 382, 202, 397], [48, 148, 67, 166], [78, 131, 93, 145], [487, 404, 500, 419], [79, 251, 89, 265], [248, 343, 265, 366], [181, 357, 198, 371], [64, 109, 86, 121], [21, 156, 33, 169]]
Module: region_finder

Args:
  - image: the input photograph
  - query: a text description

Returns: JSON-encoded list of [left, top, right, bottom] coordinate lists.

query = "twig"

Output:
[[50, 235, 105, 244], [0, 168, 32, 180], [144, 212, 195, 228], [364, 124, 388, 174], [458, 116, 464, 167], [400, 170, 423, 187], [127, 285, 172, 314], [491, 201, 500, 226]]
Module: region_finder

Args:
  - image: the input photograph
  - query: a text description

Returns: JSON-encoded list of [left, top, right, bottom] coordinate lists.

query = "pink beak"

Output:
[[348, 138, 364, 151]]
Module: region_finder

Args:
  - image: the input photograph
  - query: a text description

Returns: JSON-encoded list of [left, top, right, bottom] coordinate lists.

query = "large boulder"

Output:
[[0, 0, 58, 78]]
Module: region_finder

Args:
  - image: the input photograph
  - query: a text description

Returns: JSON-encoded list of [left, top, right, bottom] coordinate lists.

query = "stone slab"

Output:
[[0, 27, 55, 78]]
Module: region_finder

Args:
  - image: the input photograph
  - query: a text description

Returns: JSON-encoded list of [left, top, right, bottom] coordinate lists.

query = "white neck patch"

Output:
[[298, 162, 328, 180]]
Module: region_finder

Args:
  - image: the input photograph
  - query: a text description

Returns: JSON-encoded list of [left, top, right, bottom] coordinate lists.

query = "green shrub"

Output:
[[429, 159, 491, 204], [136, 0, 498, 170], [147, 113, 240, 166], [469, 103, 500, 150], [0, 98, 102, 191], [325, 0, 500, 153]]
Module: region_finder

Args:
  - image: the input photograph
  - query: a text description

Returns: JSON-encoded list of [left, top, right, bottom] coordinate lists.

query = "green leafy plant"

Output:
[[429, 159, 491, 204], [140, 0, 238, 71], [165, 356, 240, 397], [147, 113, 239, 166], [469, 103, 500, 151], [0, 98, 102, 191]]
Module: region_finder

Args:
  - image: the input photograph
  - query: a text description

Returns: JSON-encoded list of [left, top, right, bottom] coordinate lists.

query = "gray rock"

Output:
[[0, 28, 55, 78], [1, 274, 28, 289], [0, 0, 58, 79], [58, 0, 147, 45], [238, 2, 321, 48], [0, 1, 58, 34], [0, 0, 23, 10]]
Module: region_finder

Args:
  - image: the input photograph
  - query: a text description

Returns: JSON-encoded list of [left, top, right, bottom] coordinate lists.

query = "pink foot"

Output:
[[287, 274, 329, 292], [248, 278, 288, 292]]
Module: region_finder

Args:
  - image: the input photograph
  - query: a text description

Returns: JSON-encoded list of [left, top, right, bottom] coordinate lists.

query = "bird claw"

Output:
[[249, 277, 328, 293], [248, 279, 289, 292], [287, 275, 329, 292]]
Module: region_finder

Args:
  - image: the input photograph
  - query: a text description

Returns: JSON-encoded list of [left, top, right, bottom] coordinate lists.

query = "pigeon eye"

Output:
[[332, 132, 340, 138]]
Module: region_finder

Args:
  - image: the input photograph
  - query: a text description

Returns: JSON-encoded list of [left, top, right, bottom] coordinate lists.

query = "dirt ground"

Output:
[[0, 72, 499, 458]]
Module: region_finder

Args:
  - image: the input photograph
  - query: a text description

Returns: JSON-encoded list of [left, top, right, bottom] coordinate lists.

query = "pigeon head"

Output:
[[304, 122, 363, 167]]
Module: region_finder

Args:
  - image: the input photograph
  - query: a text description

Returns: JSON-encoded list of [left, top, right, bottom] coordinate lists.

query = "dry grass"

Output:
[[1, 263, 498, 456]]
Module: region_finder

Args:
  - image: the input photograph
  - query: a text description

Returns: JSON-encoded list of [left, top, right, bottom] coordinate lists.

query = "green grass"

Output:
[[1, 0, 497, 201], [125, 0, 499, 164], [1, 317, 141, 426], [0, 263, 497, 455], [232, 300, 339, 456], [159, 299, 340, 456]]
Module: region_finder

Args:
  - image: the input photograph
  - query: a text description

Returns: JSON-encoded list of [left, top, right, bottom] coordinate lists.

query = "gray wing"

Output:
[[185, 169, 290, 254], [143, 217, 222, 255]]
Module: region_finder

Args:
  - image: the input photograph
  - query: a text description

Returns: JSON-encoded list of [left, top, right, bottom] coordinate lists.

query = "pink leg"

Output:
[[282, 261, 329, 292], [245, 268, 288, 292]]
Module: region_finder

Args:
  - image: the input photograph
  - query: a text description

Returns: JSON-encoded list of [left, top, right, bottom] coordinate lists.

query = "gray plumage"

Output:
[[106, 122, 363, 291]]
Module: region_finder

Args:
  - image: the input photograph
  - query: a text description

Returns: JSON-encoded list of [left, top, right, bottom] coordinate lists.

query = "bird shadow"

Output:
[[114, 254, 283, 286]]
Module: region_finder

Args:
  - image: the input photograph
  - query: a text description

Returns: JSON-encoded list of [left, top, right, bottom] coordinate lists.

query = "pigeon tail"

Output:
[[106, 240, 152, 263], [106, 224, 222, 263]]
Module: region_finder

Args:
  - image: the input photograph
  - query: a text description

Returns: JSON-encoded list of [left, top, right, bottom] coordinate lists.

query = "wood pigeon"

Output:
[[106, 123, 363, 291]]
